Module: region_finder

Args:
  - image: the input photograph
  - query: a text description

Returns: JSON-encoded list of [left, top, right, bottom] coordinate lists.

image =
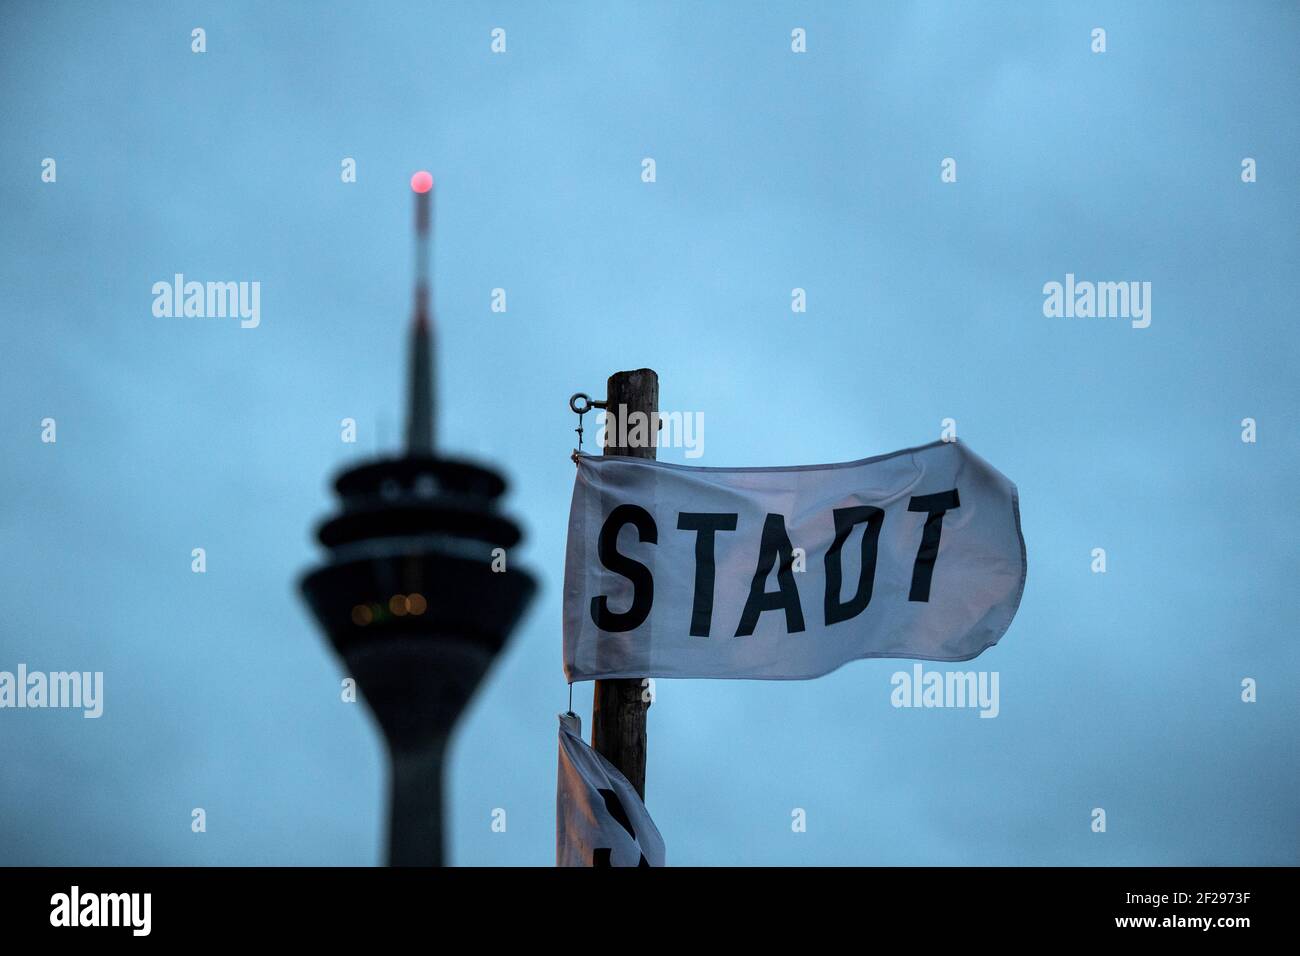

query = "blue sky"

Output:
[[1, 1, 1296, 865]]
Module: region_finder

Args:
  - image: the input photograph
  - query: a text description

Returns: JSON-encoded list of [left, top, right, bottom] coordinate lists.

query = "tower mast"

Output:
[[406, 171, 435, 454]]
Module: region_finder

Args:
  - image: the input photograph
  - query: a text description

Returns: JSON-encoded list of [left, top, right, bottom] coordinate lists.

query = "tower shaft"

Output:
[[407, 316, 433, 454]]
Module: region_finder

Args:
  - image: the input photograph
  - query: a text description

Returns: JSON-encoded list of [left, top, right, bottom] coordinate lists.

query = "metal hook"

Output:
[[569, 393, 608, 461], [569, 393, 606, 415]]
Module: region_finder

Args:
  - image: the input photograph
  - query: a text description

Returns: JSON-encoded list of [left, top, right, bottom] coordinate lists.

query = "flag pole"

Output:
[[590, 368, 658, 799]]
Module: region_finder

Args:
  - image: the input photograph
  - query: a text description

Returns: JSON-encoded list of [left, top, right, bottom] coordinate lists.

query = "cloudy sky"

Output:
[[1, 1, 1296, 865]]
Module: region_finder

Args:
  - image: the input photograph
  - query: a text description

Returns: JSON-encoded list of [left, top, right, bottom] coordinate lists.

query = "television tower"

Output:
[[301, 172, 536, 866]]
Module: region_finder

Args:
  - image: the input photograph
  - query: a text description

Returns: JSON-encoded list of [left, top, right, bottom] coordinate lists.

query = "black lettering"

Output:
[[823, 505, 885, 625], [735, 513, 805, 636], [907, 489, 960, 602], [590, 504, 658, 631], [676, 512, 739, 637], [592, 788, 650, 867]]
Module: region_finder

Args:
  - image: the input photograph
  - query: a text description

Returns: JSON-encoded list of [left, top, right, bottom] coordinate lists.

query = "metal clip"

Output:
[[569, 393, 608, 461]]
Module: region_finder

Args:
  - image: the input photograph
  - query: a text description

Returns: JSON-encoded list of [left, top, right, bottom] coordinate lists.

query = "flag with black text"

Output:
[[556, 712, 665, 867], [563, 440, 1026, 681]]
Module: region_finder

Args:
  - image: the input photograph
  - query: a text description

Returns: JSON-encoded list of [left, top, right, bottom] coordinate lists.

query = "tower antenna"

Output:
[[406, 170, 435, 454]]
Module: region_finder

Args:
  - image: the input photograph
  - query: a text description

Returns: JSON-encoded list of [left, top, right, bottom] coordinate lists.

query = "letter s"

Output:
[[590, 505, 657, 632]]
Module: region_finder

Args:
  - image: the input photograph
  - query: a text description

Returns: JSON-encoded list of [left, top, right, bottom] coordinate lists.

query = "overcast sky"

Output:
[[2, 1, 1296, 865]]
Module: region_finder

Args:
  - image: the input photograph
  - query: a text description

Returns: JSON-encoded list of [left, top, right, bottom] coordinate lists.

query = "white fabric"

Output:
[[563, 440, 1025, 681], [556, 713, 665, 867]]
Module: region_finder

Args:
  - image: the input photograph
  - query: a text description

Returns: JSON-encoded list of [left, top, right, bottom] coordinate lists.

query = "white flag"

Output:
[[563, 440, 1025, 681], [556, 712, 665, 867]]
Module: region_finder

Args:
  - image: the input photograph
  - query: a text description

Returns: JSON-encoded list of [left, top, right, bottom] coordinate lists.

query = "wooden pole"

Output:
[[591, 368, 657, 799]]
